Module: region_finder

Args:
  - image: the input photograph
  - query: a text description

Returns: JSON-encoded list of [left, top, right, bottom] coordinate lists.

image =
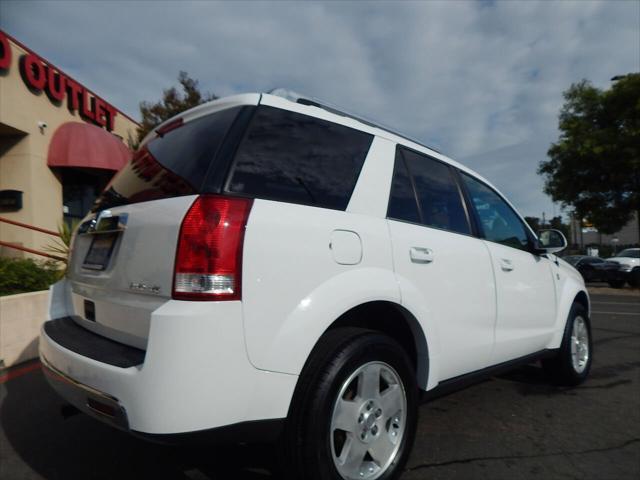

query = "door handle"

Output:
[[500, 258, 514, 272], [410, 247, 434, 264]]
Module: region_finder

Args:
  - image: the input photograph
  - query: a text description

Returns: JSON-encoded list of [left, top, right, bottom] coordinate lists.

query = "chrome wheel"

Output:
[[330, 361, 407, 480], [571, 316, 590, 374]]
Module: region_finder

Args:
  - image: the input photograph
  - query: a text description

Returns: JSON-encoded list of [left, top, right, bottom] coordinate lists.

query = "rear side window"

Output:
[[227, 106, 373, 210], [93, 107, 242, 211], [388, 147, 470, 235]]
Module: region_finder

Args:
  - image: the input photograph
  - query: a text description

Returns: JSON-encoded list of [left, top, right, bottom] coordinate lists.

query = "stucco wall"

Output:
[[0, 290, 48, 367]]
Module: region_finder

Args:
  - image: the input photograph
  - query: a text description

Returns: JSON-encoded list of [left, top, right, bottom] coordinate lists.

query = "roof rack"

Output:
[[268, 88, 441, 154]]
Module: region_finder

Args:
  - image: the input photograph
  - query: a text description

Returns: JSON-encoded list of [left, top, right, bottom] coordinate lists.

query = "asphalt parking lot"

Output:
[[1, 292, 638, 480]]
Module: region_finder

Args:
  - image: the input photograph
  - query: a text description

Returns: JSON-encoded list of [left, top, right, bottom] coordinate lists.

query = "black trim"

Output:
[[44, 317, 145, 368], [132, 418, 285, 446], [421, 349, 556, 402], [203, 105, 258, 194], [452, 167, 482, 238], [398, 148, 424, 223]]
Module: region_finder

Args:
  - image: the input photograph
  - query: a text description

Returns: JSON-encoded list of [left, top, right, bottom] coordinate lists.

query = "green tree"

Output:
[[136, 71, 217, 143], [524, 216, 541, 232], [538, 74, 640, 240], [549, 215, 571, 240]]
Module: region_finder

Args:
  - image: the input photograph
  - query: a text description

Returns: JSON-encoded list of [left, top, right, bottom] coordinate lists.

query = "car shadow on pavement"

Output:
[[498, 363, 587, 398], [0, 341, 277, 479], [498, 364, 550, 386]]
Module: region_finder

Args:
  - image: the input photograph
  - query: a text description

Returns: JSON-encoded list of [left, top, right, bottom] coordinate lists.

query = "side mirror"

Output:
[[535, 229, 568, 254]]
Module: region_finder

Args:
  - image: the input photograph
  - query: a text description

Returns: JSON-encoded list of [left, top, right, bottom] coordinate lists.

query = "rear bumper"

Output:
[[40, 280, 298, 437], [41, 354, 129, 430], [41, 353, 285, 444]]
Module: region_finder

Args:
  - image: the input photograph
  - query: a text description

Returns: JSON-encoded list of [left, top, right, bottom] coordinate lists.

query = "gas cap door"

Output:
[[330, 230, 362, 265]]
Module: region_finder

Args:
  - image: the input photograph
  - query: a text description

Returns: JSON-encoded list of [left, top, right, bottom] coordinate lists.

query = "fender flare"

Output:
[[548, 278, 590, 349], [257, 268, 438, 390]]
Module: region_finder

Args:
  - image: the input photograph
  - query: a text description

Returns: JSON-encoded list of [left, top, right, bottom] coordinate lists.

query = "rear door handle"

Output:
[[500, 258, 514, 272], [410, 247, 434, 264]]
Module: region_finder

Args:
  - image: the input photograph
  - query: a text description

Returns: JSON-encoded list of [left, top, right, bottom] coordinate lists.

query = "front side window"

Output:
[[461, 173, 530, 251], [227, 106, 373, 211]]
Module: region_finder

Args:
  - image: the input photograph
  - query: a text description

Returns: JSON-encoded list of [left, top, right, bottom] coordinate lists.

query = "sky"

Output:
[[1, 0, 638, 218]]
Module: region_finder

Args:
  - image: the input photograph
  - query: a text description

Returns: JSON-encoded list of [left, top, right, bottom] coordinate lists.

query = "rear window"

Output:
[[226, 106, 373, 211], [618, 249, 640, 258], [93, 107, 242, 211]]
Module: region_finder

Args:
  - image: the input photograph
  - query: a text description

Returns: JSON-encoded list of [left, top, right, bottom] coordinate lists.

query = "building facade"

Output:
[[0, 30, 139, 258], [569, 212, 640, 249]]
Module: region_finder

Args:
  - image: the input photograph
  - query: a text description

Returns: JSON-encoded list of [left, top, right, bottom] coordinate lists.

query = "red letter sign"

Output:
[[0, 31, 11, 71], [45, 66, 66, 103], [20, 54, 46, 91]]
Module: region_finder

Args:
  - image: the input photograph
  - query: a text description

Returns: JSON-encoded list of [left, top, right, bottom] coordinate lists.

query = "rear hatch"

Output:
[[66, 99, 257, 348]]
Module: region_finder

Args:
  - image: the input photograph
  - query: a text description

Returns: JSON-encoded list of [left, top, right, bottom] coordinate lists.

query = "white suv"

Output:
[[41, 91, 592, 480]]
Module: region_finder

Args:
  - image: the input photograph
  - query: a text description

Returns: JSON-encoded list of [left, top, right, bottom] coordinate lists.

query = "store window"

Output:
[[60, 169, 113, 227]]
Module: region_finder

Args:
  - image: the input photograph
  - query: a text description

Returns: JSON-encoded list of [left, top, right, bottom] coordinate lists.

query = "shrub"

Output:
[[0, 257, 61, 296]]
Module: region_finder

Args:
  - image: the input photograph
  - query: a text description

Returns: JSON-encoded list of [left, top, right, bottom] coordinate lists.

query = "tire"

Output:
[[279, 327, 418, 480], [628, 269, 640, 288], [542, 303, 592, 386]]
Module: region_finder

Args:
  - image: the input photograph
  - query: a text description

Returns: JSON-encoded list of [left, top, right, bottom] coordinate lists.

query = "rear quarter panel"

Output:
[[241, 199, 398, 374]]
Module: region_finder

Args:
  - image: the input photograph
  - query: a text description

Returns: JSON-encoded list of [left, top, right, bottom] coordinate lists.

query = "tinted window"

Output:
[[401, 149, 470, 235], [461, 173, 530, 251], [94, 107, 242, 211], [618, 249, 640, 258], [563, 256, 581, 266], [583, 257, 603, 264], [227, 106, 372, 210], [387, 153, 420, 224]]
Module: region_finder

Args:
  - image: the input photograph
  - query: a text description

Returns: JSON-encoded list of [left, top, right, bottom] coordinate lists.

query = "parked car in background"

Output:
[[562, 255, 621, 283], [606, 248, 640, 288]]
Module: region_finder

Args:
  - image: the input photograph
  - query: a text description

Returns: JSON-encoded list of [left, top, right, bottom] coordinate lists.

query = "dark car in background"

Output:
[[563, 255, 621, 283]]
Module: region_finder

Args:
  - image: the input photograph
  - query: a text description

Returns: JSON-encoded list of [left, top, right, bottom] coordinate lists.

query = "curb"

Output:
[[587, 286, 640, 297]]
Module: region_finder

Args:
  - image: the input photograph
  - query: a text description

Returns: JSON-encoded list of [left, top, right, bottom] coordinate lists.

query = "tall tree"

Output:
[[549, 215, 571, 241], [538, 74, 640, 240], [135, 71, 217, 143], [524, 216, 541, 232]]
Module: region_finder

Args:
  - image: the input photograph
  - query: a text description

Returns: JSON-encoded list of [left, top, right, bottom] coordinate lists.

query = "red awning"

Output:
[[47, 122, 131, 171]]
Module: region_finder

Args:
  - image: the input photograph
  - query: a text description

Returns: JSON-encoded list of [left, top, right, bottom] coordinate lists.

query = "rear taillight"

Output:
[[172, 195, 253, 301]]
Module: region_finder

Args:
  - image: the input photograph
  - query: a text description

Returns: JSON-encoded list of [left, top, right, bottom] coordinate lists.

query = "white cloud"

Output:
[[1, 0, 638, 217]]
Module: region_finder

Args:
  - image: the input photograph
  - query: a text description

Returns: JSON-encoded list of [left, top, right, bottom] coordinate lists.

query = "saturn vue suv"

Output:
[[40, 91, 592, 480]]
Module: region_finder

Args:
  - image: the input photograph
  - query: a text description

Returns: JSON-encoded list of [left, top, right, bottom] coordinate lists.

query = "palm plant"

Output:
[[44, 220, 79, 276]]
